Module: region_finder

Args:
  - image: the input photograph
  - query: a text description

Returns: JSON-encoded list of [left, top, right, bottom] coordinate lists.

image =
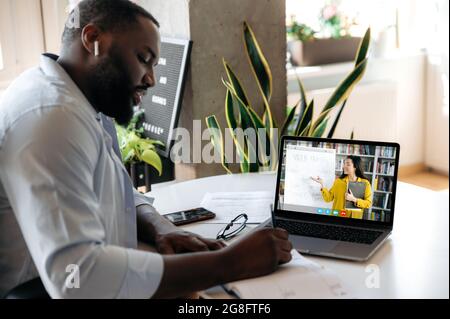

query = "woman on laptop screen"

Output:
[[311, 156, 372, 219]]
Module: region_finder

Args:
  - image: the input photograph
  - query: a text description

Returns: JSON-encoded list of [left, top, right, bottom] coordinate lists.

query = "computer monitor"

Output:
[[275, 137, 400, 226]]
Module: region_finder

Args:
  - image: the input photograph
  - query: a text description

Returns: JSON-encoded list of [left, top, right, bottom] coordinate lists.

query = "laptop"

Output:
[[271, 136, 400, 261]]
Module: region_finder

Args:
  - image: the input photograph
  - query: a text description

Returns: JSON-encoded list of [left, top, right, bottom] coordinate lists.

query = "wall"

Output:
[[139, 0, 287, 180]]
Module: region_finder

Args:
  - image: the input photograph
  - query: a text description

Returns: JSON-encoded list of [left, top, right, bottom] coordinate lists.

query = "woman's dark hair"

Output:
[[340, 156, 369, 181]]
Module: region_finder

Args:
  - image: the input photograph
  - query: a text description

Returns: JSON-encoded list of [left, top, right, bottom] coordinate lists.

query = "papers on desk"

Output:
[[200, 191, 273, 224], [224, 250, 353, 299]]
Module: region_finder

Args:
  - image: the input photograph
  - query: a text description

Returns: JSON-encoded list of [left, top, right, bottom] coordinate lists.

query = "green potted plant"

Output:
[[288, 3, 362, 66], [115, 109, 164, 190], [205, 22, 370, 174]]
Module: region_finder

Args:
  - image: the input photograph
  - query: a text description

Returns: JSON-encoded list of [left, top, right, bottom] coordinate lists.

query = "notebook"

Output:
[[345, 181, 367, 209], [222, 250, 353, 299]]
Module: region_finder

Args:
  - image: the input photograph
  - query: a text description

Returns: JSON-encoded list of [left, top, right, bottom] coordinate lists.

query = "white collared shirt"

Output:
[[0, 54, 164, 298]]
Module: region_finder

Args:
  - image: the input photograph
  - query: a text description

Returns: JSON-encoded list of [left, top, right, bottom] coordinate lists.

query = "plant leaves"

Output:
[[223, 91, 251, 173], [222, 80, 274, 168], [300, 123, 311, 137], [141, 149, 162, 176], [223, 59, 251, 108], [295, 99, 314, 136], [281, 99, 301, 137], [327, 100, 347, 138], [233, 95, 259, 172], [243, 21, 272, 101], [243, 21, 275, 138], [310, 108, 333, 134], [321, 58, 368, 114], [205, 115, 233, 174], [292, 72, 308, 134], [319, 28, 370, 138], [228, 87, 275, 169], [312, 118, 329, 137], [354, 28, 371, 67]]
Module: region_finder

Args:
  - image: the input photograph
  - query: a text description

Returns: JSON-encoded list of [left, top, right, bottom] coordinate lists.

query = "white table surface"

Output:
[[147, 172, 449, 299]]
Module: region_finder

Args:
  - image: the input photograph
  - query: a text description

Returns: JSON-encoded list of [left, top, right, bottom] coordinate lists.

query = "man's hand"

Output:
[[155, 231, 226, 254], [224, 228, 293, 281], [153, 227, 294, 298]]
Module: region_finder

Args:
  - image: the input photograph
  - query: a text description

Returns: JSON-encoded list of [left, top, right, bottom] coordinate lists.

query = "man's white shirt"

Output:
[[0, 54, 164, 298]]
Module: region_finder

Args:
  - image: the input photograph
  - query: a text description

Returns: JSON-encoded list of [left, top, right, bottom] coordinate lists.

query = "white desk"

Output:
[[148, 172, 449, 299]]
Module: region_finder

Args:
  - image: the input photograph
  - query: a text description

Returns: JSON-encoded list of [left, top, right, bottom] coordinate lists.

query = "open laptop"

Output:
[[272, 136, 400, 261]]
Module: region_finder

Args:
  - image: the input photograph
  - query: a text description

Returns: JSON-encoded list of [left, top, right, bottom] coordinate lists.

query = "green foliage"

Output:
[[286, 21, 317, 42], [115, 110, 164, 176], [205, 22, 371, 174]]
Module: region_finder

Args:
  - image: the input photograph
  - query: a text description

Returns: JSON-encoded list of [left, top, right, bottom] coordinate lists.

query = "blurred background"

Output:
[[0, 0, 448, 191]]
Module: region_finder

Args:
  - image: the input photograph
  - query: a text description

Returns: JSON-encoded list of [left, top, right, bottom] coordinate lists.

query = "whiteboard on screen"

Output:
[[284, 146, 336, 208]]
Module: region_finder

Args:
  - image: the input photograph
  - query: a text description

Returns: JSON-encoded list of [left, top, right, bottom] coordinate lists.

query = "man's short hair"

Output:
[[62, 0, 160, 46]]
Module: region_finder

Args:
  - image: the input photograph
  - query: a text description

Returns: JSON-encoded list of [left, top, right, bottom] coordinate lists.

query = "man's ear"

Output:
[[81, 24, 101, 57]]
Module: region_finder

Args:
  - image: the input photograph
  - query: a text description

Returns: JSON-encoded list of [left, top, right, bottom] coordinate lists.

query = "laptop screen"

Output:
[[277, 138, 399, 224]]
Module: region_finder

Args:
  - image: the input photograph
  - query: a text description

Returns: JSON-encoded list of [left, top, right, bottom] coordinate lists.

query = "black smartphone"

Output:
[[162, 208, 216, 226]]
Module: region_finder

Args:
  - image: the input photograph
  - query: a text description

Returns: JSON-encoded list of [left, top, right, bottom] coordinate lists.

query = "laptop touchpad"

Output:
[[289, 235, 338, 253]]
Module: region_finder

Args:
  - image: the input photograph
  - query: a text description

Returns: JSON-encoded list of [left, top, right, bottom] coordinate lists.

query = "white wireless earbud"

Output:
[[94, 41, 99, 57]]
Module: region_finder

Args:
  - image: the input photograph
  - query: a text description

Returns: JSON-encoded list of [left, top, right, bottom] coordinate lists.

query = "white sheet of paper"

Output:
[[225, 250, 354, 299], [200, 191, 273, 224]]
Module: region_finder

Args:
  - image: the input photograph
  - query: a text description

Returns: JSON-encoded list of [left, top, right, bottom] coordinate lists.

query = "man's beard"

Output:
[[86, 45, 135, 126]]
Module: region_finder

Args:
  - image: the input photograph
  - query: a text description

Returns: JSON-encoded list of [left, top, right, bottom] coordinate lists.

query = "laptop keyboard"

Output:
[[276, 220, 383, 245]]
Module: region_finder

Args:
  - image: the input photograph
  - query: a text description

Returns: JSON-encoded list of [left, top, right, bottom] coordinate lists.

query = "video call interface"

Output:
[[277, 141, 397, 223]]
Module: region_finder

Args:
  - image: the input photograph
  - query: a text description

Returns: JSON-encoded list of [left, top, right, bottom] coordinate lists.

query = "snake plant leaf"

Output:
[[321, 28, 370, 138], [312, 118, 329, 138], [295, 99, 314, 136], [227, 86, 273, 168], [243, 21, 275, 136], [223, 91, 251, 173], [311, 108, 333, 134], [350, 130, 355, 140], [223, 59, 251, 108], [205, 115, 232, 174], [321, 58, 368, 114], [247, 106, 274, 168], [263, 99, 276, 141], [292, 72, 308, 133], [354, 28, 371, 67], [223, 84, 240, 128], [223, 80, 273, 168], [327, 100, 347, 138], [281, 98, 301, 137], [232, 95, 259, 172], [141, 149, 162, 176], [300, 123, 311, 137], [243, 21, 272, 101]]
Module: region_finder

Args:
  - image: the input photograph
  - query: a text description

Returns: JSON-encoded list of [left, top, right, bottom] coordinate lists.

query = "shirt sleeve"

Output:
[[321, 180, 337, 203], [133, 188, 156, 209], [0, 107, 163, 299]]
